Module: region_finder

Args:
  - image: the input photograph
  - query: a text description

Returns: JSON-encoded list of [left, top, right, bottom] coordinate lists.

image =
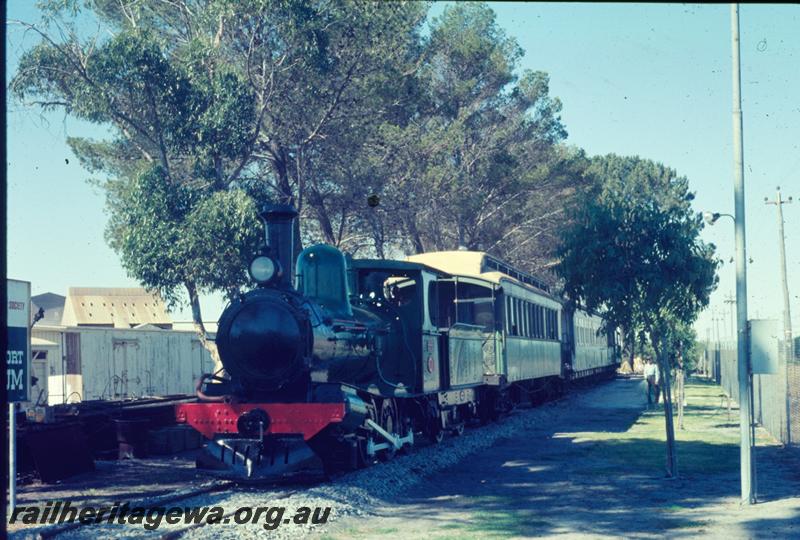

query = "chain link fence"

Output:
[[699, 339, 799, 446]]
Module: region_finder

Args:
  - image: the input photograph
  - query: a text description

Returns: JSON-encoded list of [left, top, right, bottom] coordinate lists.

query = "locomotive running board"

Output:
[[201, 436, 323, 479]]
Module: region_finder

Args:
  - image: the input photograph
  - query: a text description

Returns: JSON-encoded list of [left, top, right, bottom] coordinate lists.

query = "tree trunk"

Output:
[[371, 218, 386, 259], [186, 281, 223, 375], [404, 214, 425, 254], [628, 328, 635, 370], [620, 326, 634, 373], [654, 333, 678, 478], [306, 188, 336, 245], [676, 366, 685, 430]]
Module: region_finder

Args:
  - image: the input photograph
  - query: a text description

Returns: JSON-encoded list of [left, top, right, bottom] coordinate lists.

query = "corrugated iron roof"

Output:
[[62, 287, 172, 329]]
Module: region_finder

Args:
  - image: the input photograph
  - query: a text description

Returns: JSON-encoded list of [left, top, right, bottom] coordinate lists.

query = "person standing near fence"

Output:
[[644, 358, 660, 406]]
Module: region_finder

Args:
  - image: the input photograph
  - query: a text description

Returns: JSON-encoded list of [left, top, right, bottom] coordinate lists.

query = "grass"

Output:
[[320, 378, 785, 539], [560, 378, 779, 478], [433, 508, 553, 539]]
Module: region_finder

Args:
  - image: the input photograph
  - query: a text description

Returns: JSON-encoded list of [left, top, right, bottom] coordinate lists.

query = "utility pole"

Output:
[[765, 186, 793, 445], [731, 3, 755, 505], [765, 187, 794, 361], [724, 293, 736, 341]]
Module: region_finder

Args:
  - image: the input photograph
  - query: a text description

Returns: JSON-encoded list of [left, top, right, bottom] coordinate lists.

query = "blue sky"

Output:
[[6, 2, 799, 339]]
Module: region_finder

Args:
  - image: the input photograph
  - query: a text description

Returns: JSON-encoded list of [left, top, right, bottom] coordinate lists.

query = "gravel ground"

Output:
[[9, 382, 581, 540], [17, 377, 790, 540]]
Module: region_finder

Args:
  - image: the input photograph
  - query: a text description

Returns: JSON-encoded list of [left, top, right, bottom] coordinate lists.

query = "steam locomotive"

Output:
[[175, 205, 619, 478]]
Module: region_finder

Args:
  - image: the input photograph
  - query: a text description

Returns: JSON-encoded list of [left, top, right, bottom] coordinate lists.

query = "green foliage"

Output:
[[558, 154, 719, 346], [354, 2, 571, 269], [556, 153, 720, 479], [105, 166, 263, 308], [14, 1, 715, 341], [11, 0, 431, 320]]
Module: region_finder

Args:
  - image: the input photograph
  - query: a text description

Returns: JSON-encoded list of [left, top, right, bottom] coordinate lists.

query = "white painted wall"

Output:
[[31, 325, 215, 404]]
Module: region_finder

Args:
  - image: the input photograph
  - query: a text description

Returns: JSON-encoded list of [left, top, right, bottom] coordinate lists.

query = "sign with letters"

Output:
[[7, 279, 31, 402]]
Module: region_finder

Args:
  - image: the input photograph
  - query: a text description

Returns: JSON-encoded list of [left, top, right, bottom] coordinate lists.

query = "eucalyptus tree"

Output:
[[362, 2, 570, 269], [10, 0, 426, 348], [557, 154, 719, 477]]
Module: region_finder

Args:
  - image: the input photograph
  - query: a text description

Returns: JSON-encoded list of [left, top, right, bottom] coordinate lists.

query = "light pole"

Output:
[[731, 3, 755, 505]]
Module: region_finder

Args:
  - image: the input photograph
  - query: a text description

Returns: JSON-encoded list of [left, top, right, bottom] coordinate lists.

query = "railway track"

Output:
[[22, 382, 596, 540], [32, 480, 301, 540], [156, 487, 301, 540]]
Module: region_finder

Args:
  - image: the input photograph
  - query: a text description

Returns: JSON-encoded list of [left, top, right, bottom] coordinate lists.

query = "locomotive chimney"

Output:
[[259, 204, 298, 289]]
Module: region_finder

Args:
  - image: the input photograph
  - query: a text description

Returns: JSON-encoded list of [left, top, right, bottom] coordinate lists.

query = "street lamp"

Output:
[[704, 211, 734, 226], [704, 211, 753, 264]]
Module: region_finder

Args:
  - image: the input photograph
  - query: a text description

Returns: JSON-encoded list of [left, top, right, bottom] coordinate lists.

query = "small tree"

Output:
[[104, 166, 263, 360], [557, 154, 718, 477]]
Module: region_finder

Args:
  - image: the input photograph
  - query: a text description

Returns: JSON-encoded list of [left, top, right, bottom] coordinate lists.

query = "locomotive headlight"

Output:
[[249, 256, 277, 284]]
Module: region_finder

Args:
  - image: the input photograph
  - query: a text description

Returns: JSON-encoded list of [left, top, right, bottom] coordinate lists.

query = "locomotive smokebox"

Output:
[[216, 289, 308, 394], [259, 204, 298, 289]]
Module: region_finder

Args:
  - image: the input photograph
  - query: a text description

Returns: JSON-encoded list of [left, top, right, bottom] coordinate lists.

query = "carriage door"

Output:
[[442, 278, 492, 389], [560, 307, 575, 377]]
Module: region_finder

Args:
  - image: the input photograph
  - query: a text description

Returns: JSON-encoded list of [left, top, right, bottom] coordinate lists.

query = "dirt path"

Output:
[[322, 377, 800, 539]]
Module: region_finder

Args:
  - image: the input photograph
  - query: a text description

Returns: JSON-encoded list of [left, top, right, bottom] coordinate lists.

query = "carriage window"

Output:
[[506, 298, 513, 335], [540, 307, 546, 338], [546, 309, 558, 340], [520, 301, 528, 337], [511, 298, 519, 335], [526, 303, 533, 337], [359, 270, 419, 318], [430, 280, 493, 332], [528, 303, 535, 338], [512, 298, 517, 335]]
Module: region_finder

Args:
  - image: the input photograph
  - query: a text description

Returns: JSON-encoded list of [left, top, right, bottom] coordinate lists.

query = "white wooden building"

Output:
[[28, 287, 215, 406]]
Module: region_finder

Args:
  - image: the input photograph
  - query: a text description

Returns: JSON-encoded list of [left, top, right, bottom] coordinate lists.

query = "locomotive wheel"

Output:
[[356, 436, 370, 468], [377, 400, 398, 462], [397, 417, 413, 455], [425, 400, 445, 443]]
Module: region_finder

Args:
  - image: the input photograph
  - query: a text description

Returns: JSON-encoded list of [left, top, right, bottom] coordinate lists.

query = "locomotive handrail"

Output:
[[195, 373, 230, 403]]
